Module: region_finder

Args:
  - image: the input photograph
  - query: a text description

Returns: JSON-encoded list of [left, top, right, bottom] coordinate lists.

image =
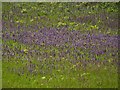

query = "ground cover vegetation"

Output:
[[2, 2, 119, 88]]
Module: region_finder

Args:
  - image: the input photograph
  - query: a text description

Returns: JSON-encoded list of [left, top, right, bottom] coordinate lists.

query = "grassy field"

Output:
[[2, 2, 118, 88]]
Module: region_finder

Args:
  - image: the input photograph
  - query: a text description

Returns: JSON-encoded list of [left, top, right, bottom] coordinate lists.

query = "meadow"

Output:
[[2, 2, 119, 88]]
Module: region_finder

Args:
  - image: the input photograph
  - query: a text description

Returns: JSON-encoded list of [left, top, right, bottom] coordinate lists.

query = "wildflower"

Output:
[[57, 70, 60, 72], [41, 76, 46, 79], [23, 49, 28, 54], [41, 84, 43, 85], [81, 73, 90, 77], [50, 56, 52, 58], [61, 77, 64, 80], [49, 78, 52, 81], [30, 19, 34, 22]]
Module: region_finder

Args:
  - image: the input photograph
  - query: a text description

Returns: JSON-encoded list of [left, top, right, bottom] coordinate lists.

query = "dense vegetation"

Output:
[[2, 2, 118, 88]]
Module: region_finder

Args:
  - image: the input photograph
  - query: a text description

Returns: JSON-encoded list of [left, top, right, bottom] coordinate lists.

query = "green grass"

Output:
[[0, 60, 2, 89], [2, 2, 118, 88], [2, 56, 118, 88], [2, 39, 118, 88], [2, 2, 118, 34]]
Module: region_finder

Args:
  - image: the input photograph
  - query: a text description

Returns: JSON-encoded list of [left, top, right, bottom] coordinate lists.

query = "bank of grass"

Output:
[[3, 57, 118, 88], [2, 2, 118, 88], [2, 39, 118, 88], [0, 60, 2, 89]]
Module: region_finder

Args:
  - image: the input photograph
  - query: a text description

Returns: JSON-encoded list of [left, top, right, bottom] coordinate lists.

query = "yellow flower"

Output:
[[50, 56, 52, 58], [24, 49, 28, 53], [30, 19, 34, 22], [41, 77, 46, 79]]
